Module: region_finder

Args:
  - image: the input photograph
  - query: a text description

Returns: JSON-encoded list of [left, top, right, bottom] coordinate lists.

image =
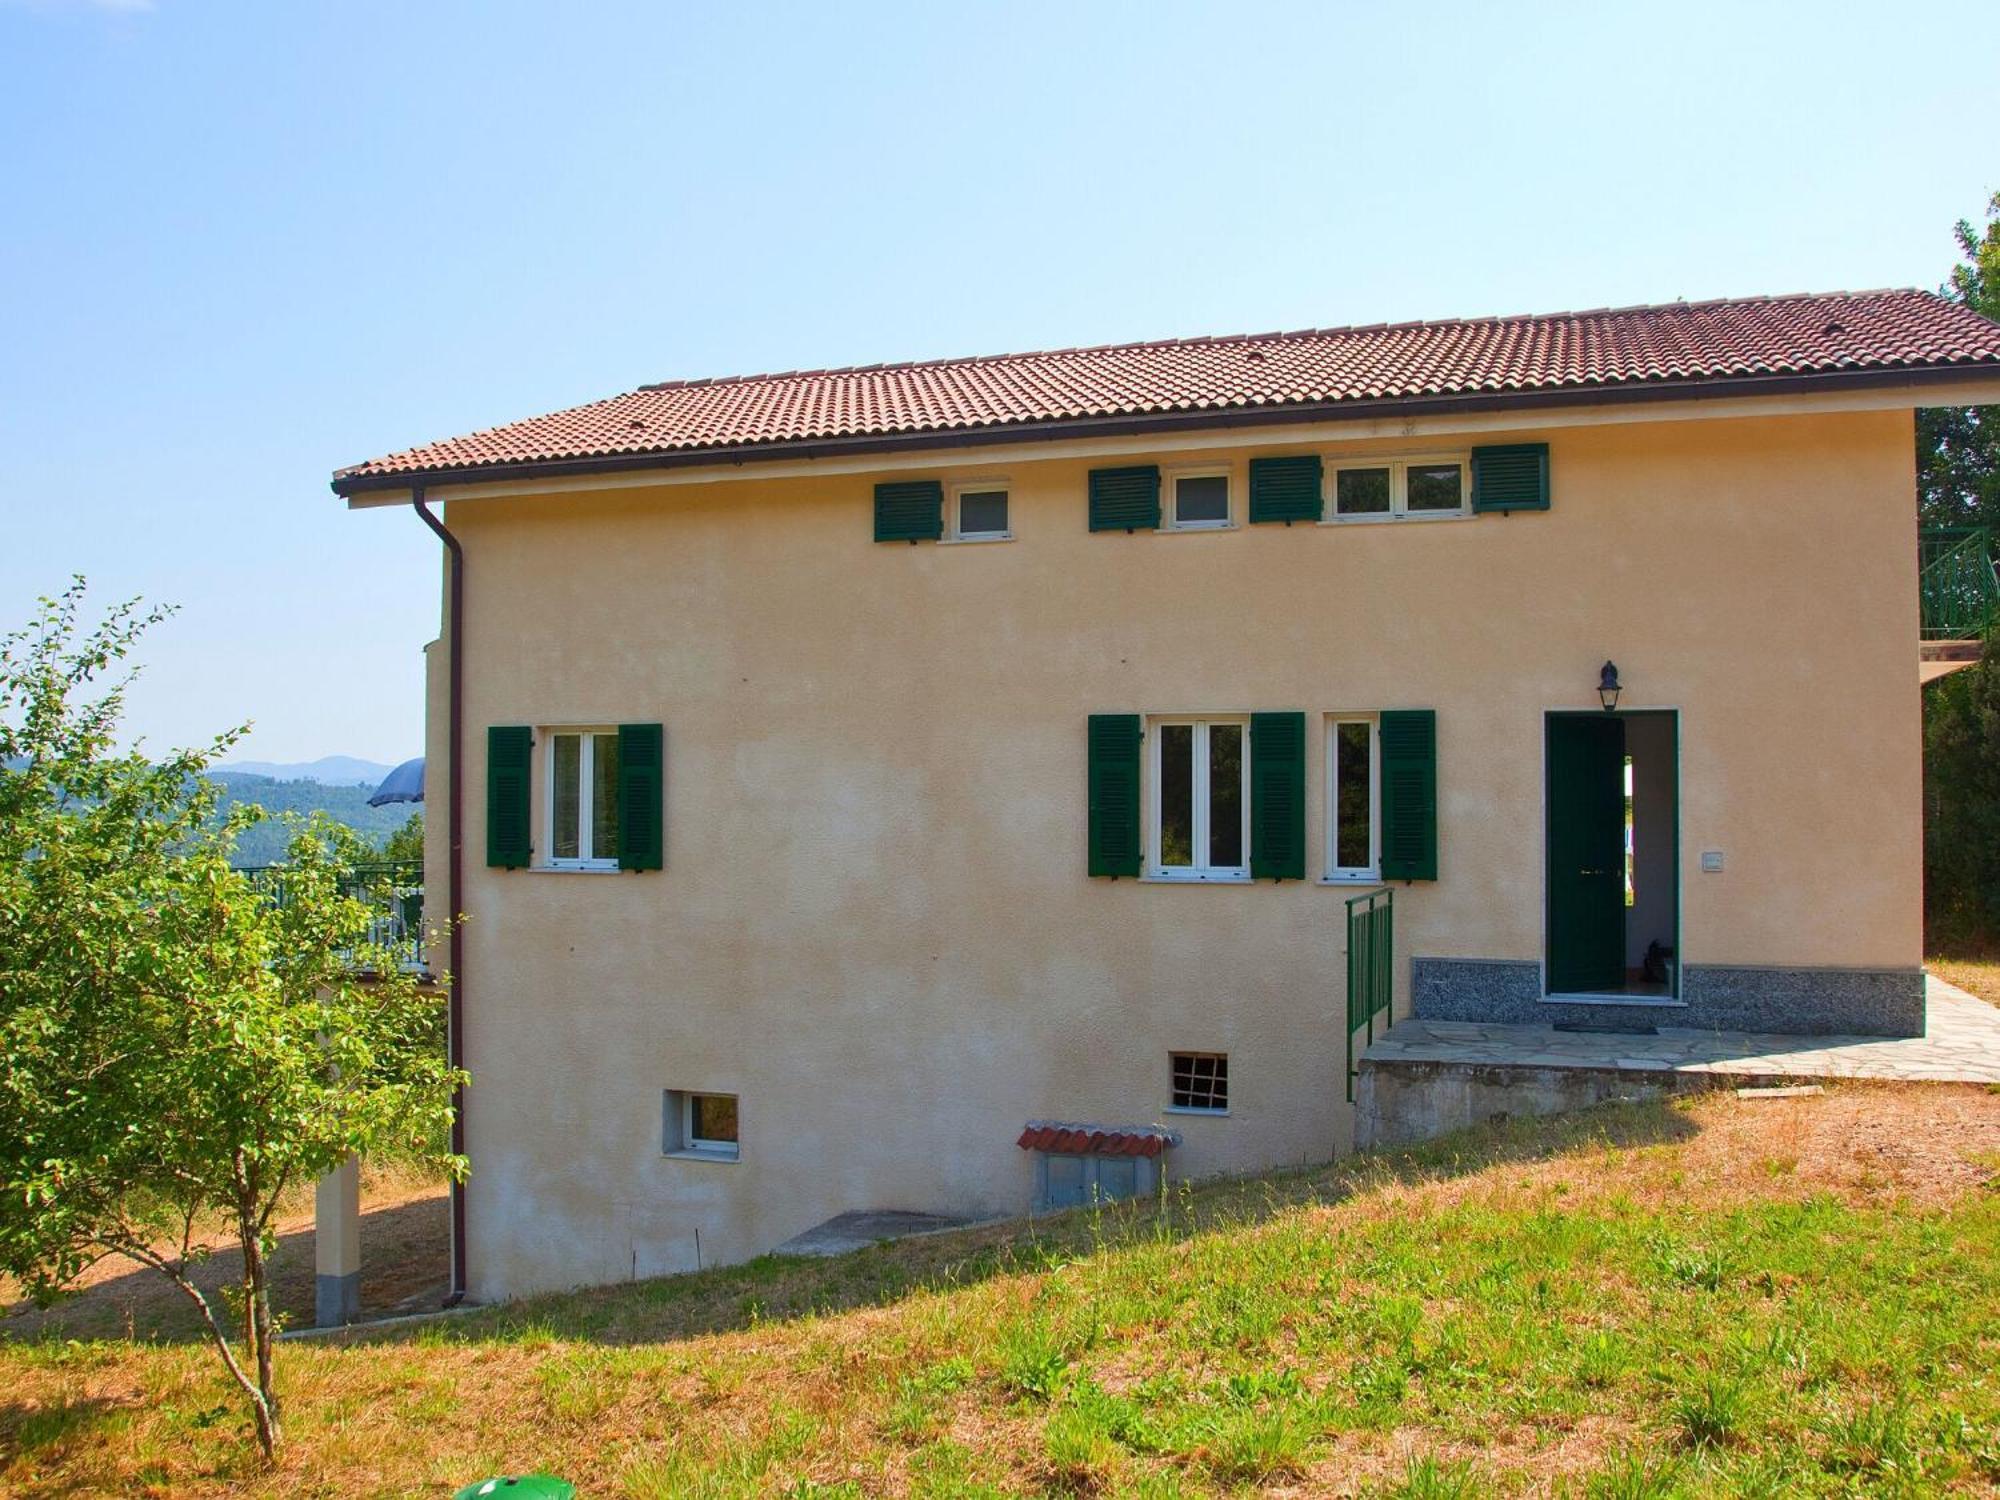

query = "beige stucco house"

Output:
[[335, 290, 2000, 1304]]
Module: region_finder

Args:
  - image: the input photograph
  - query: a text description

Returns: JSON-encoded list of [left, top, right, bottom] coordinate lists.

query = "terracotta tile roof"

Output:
[[334, 290, 2000, 490], [1017, 1122, 1182, 1158]]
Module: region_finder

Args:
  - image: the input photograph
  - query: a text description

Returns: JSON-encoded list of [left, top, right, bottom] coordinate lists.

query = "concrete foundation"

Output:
[[314, 1155, 361, 1327], [1354, 1058, 1720, 1150]]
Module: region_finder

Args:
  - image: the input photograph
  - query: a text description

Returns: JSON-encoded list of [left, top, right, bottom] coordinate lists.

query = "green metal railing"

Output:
[[235, 860, 425, 972], [1919, 527, 2000, 641], [1344, 887, 1393, 1102]]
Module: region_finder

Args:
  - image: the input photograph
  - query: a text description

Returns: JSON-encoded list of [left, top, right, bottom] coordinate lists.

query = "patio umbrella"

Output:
[[367, 756, 425, 807]]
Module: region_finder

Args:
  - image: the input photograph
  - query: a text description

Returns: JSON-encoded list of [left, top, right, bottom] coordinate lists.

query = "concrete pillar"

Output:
[[315, 1155, 361, 1326]]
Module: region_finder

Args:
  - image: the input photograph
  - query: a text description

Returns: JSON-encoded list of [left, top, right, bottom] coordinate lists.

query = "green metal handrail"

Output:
[[1344, 887, 1393, 1102], [1919, 526, 2000, 641], [235, 860, 425, 971]]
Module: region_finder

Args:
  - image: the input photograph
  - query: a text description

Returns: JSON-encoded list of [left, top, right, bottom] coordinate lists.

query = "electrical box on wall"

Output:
[[1700, 850, 1725, 872]]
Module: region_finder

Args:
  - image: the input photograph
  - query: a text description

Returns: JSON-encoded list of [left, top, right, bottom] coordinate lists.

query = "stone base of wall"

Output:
[[1678, 965, 1924, 1037], [1411, 958, 1925, 1038], [1354, 1058, 1720, 1150]]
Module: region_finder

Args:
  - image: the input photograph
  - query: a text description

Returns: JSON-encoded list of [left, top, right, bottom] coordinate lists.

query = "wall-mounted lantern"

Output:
[[1597, 660, 1623, 712]]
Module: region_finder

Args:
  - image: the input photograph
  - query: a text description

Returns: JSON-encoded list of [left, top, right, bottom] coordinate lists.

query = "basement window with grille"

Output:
[[1169, 1052, 1229, 1113]]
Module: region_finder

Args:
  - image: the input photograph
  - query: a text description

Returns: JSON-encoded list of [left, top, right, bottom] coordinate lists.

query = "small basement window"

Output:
[[1167, 468, 1232, 530], [547, 728, 620, 869], [664, 1090, 740, 1161], [949, 481, 1011, 541], [1169, 1051, 1228, 1112]]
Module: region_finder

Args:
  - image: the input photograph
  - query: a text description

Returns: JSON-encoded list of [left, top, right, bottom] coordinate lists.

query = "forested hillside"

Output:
[[208, 772, 416, 865]]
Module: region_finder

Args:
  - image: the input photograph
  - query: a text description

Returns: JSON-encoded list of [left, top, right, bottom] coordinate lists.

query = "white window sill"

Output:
[[1320, 511, 1471, 526], [531, 864, 624, 875], [1159, 522, 1236, 535], [1141, 873, 1253, 884], [665, 1146, 740, 1163], [1319, 872, 1382, 886], [939, 533, 1015, 545], [1540, 993, 1687, 1009], [1164, 1105, 1230, 1117]]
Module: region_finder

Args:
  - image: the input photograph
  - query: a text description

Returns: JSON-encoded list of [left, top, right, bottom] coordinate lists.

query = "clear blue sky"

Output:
[[3, 0, 1996, 765]]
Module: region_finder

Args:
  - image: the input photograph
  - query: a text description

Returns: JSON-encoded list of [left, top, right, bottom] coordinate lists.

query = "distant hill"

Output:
[[216, 755, 397, 787], [207, 773, 418, 866]]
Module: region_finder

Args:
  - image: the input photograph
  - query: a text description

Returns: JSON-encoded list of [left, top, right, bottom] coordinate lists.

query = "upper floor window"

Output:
[[1167, 467, 1232, 531], [1327, 714, 1379, 880], [948, 481, 1011, 541], [1151, 716, 1248, 879], [549, 728, 620, 869], [1330, 456, 1469, 522]]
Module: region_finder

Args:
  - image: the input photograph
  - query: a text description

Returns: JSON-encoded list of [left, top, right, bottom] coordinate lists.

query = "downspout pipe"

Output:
[[411, 488, 468, 1303]]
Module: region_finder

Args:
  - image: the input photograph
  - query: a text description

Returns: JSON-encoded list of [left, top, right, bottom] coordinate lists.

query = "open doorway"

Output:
[[1545, 710, 1678, 998]]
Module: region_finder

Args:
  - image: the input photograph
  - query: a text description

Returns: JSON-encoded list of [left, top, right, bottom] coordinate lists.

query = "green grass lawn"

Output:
[[4, 1085, 1997, 1496]]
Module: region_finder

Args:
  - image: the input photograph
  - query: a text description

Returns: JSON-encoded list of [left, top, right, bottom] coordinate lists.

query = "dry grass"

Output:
[[1931, 954, 2000, 1009], [1, 1162, 448, 1343], [4, 1085, 1998, 1497]]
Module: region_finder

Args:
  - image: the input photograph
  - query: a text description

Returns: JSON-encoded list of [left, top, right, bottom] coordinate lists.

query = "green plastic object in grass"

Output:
[[453, 1478, 575, 1500]]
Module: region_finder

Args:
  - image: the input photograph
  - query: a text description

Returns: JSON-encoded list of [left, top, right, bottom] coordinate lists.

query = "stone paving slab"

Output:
[[1364, 974, 2000, 1084], [773, 1209, 983, 1258]]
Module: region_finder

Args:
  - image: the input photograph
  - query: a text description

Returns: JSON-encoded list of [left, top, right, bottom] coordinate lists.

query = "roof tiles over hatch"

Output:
[[333, 290, 2000, 490]]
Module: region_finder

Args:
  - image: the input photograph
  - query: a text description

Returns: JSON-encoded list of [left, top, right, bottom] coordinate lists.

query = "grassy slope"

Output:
[[3, 1086, 1997, 1497]]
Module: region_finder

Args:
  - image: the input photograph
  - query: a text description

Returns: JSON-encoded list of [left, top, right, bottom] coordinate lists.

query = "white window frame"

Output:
[[1324, 453, 1471, 524], [664, 1089, 741, 1162], [945, 478, 1013, 542], [1148, 715, 1251, 881], [1164, 464, 1235, 532], [543, 725, 619, 871], [1324, 713, 1381, 882]]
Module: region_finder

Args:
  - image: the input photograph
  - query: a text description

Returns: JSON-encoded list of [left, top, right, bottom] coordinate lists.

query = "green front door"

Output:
[[1546, 714, 1627, 994]]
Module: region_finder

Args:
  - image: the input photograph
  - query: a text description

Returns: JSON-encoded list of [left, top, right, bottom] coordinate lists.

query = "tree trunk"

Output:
[[152, 1255, 278, 1463], [237, 1188, 281, 1460]]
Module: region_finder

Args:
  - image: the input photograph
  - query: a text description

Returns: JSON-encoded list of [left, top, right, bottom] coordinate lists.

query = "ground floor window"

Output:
[[1151, 717, 1248, 879], [1327, 714, 1379, 879], [547, 728, 621, 868]]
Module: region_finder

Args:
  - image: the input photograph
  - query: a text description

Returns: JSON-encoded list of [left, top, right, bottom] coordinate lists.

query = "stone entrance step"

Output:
[[1355, 974, 2000, 1148]]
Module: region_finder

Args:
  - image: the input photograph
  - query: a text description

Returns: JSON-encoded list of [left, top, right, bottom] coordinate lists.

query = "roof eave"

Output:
[[330, 362, 1998, 499]]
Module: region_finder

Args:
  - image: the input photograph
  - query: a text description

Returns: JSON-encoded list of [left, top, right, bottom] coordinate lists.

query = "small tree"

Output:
[[0, 582, 466, 1460], [1917, 191, 2000, 531], [380, 809, 424, 864], [1925, 635, 2000, 951]]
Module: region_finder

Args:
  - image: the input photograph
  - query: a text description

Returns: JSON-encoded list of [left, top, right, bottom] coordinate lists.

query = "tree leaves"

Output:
[[0, 581, 466, 1459]]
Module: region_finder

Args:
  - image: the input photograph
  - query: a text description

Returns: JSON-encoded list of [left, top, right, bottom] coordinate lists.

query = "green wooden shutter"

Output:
[[617, 722, 664, 871], [1088, 466, 1161, 532], [1471, 443, 1550, 513], [1087, 714, 1143, 876], [874, 480, 943, 542], [1379, 710, 1437, 881], [486, 725, 532, 869], [1249, 711, 1306, 880], [1248, 455, 1323, 525]]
